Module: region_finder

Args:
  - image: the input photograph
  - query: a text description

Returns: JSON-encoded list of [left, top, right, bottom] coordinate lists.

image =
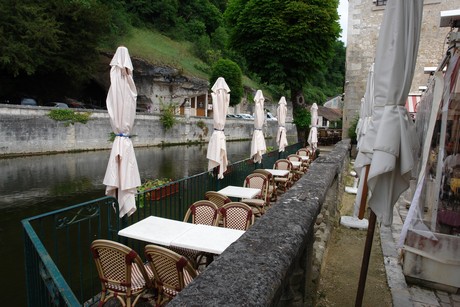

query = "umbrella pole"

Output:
[[355, 209, 377, 307], [358, 165, 370, 219]]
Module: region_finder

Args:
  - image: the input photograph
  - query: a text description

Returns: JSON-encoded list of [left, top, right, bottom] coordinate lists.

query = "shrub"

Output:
[[48, 109, 91, 125], [210, 58, 243, 106], [159, 101, 177, 130]]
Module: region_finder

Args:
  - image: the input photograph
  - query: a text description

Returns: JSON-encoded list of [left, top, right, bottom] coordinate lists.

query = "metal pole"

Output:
[[355, 209, 377, 307]]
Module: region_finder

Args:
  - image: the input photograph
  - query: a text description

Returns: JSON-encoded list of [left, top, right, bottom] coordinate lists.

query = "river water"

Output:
[[0, 138, 287, 305]]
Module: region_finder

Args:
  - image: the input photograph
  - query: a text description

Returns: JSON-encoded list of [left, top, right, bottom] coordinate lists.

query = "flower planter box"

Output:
[[148, 183, 179, 201]]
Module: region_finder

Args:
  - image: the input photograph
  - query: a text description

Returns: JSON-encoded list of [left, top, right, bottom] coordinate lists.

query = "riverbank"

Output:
[[0, 104, 296, 157]]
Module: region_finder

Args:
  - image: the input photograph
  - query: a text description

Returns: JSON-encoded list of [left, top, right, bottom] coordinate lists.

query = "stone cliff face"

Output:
[[95, 52, 209, 113], [133, 56, 209, 112]]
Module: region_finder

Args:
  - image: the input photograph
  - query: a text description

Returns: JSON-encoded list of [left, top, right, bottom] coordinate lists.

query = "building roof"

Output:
[[317, 106, 342, 121]]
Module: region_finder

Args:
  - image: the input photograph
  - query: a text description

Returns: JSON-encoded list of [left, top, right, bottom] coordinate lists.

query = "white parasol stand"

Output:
[[307, 103, 319, 153], [206, 77, 230, 179], [250, 90, 267, 163], [103, 46, 141, 218], [276, 97, 288, 152]]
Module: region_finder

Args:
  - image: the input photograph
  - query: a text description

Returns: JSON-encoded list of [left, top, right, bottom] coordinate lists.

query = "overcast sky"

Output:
[[338, 0, 349, 45]]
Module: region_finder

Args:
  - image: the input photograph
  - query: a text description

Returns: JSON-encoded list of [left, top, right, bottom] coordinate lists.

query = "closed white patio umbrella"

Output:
[[276, 96, 288, 152], [103, 46, 141, 218], [250, 90, 267, 163], [307, 103, 318, 152], [207, 77, 230, 179], [366, 0, 422, 226], [355, 0, 423, 304]]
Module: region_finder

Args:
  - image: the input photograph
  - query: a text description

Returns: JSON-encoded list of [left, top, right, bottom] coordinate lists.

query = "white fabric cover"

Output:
[[250, 90, 267, 163], [206, 77, 230, 179], [276, 96, 288, 152], [366, 0, 423, 226], [307, 103, 319, 151], [103, 46, 141, 218]]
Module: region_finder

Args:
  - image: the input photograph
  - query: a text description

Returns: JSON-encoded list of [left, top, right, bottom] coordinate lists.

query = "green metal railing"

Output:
[[22, 143, 302, 306]]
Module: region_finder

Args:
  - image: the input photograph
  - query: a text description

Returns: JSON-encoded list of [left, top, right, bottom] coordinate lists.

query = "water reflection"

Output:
[[0, 138, 288, 305]]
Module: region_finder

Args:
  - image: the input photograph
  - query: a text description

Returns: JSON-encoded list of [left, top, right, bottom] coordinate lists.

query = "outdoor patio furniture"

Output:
[[90, 239, 153, 307], [253, 168, 277, 202], [287, 154, 305, 179], [205, 191, 232, 208], [220, 202, 255, 230], [145, 244, 198, 306], [297, 147, 313, 166], [241, 173, 269, 216], [183, 200, 220, 226], [174, 200, 220, 268], [273, 159, 294, 192], [205, 190, 232, 224]]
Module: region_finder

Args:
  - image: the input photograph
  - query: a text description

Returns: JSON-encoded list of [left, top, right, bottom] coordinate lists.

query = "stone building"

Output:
[[342, 0, 458, 137]]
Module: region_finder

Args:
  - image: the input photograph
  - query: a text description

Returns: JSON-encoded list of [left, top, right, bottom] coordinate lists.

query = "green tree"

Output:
[[225, 0, 340, 142], [0, 0, 112, 99], [210, 58, 243, 106]]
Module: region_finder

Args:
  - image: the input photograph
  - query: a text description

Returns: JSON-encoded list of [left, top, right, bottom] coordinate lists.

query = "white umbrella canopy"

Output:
[[356, 63, 375, 151], [354, 63, 376, 215], [206, 77, 230, 179], [103, 46, 141, 218], [276, 96, 288, 152], [307, 103, 319, 152], [250, 90, 267, 163], [366, 0, 423, 226]]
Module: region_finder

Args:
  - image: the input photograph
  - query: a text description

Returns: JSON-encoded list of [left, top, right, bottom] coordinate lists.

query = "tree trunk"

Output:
[[291, 88, 308, 145]]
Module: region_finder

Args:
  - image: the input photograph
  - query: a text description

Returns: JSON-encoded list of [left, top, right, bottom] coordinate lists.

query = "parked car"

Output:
[[43, 101, 69, 108], [53, 102, 69, 108], [20, 98, 38, 106], [226, 114, 237, 118], [266, 112, 278, 121], [237, 114, 254, 120]]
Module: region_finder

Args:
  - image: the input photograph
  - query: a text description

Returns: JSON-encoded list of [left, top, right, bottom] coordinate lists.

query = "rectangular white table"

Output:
[[290, 161, 302, 168], [172, 224, 245, 254], [118, 216, 194, 246], [264, 169, 290, 177], [118, 216, 245, 255], [217, 185, 261, 199], [299, 155, 310, 161]]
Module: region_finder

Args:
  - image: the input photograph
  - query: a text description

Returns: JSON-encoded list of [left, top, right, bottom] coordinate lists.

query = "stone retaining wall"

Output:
[[0, 105, 296, 156], [170, 140, 350, 306]]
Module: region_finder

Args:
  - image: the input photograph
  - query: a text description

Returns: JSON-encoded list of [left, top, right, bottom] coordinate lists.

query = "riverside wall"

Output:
[[0, 105, 297, 156], [170, 140, 350, 306]]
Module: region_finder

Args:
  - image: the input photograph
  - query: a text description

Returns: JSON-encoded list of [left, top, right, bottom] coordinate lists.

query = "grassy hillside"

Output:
[[113, 27, 208, 79], [106, 27, 268, 99]]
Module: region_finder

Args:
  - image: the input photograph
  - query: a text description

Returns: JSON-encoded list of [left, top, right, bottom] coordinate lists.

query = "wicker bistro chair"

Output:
[[287, 154, 306, 179], [220, 202, 255, 230], [182, 200, 220, 226], [252, 169, 277, 202], [205, 191, 232, 224], [296, 148, 312, 169], [145, 245, 198, 306], [171, 200, 220, 269], [90, 239, 153, 307], [204, 191, 232, 208], [273, 159, 294, 193], [241, 173, 270, 216]]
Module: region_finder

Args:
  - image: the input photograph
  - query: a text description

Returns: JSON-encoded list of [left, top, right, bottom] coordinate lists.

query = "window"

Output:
[[375, 0, 387, 6]]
